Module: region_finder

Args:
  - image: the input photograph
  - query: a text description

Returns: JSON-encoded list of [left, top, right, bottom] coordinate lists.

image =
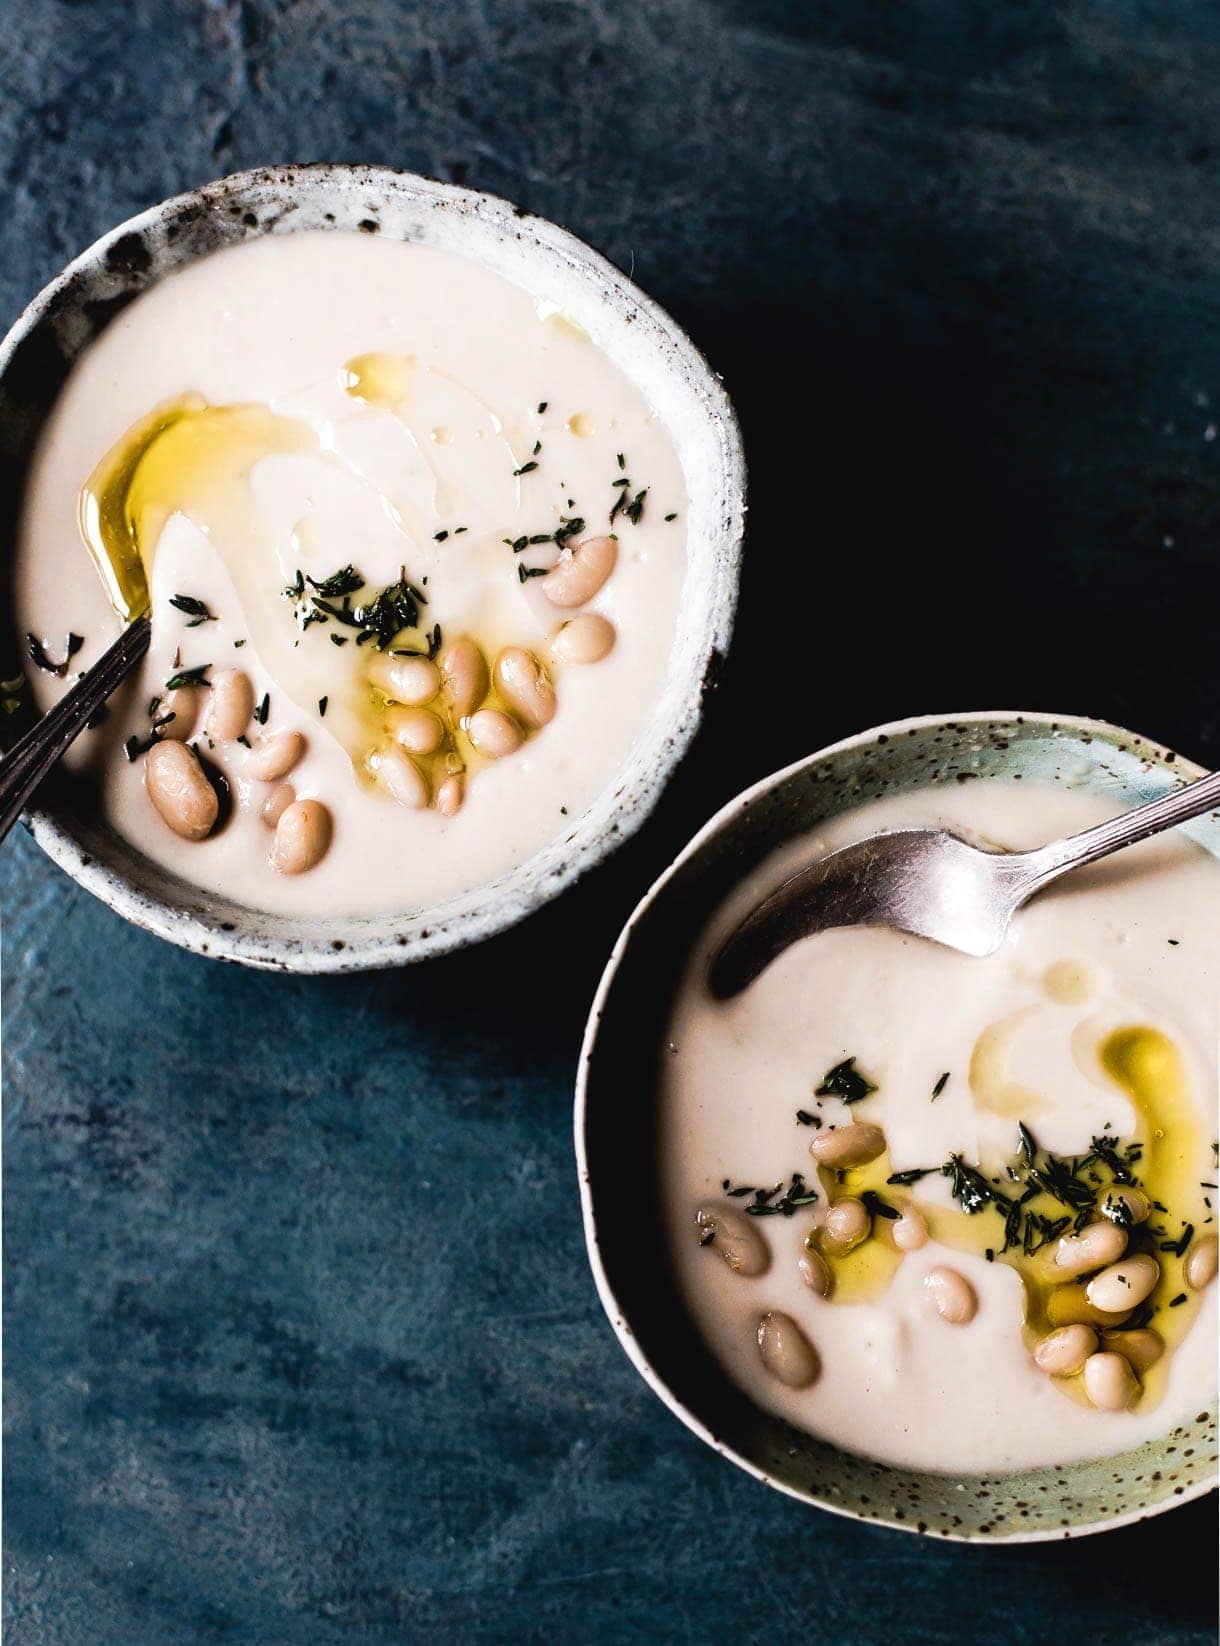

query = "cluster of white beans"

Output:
[[143, 668, 330, 875], [696, 1118, 1219, 1402], [1033, 1199, 1218, 1410], [363, 535, 618, 813]]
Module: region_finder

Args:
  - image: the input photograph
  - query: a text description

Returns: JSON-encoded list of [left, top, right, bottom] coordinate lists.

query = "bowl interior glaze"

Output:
[[576, 710, 1218, 1541], [0, 164, 744, 970]]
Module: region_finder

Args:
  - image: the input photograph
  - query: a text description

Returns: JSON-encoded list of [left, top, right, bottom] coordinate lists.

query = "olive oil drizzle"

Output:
[[731, 1024, 1209, 1411]]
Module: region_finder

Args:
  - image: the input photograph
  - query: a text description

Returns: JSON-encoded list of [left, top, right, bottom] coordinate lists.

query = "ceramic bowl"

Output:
[[576, 709, 1218, 1540], [0, 164, 744, 970]]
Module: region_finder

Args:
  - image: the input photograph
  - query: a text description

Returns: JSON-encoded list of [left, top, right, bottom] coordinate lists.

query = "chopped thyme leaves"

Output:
[[1160, 1222, 1195, 1257], [169, 594, 216, 625], [318, 696, 328, 717], [624, 488, 648, 524], [945, 1154, 1012, 1216], [537, 401, 548, 414], [306, 564, 363, 597], [1169, 1293, 1188, 1307], [886, 1166, 934, 1186], [664, 511, 677, 521], [165, 664, 211, 691], [795, 1109, 819, 1127], [741, 1172, 819, 1217], [433, 530, 449, 542], [815, 1056, 877, 1104], [861, 1190, 899, 1220], [616, 452, 625, 470], [254, 693, 270, 726], [932, 1071, 951, 1100], [513, 460, 538, 477], [518, 564, 548, 582], [330, 633, 348, 646]]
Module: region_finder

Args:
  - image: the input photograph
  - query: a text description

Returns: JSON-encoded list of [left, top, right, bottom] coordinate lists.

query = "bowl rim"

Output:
[[574, 706, 1218, 1542], [2, 162, 746, 971]]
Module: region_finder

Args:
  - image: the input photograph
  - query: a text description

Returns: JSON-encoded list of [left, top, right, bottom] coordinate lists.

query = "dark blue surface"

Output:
[[3, 3, 1218, 1641]]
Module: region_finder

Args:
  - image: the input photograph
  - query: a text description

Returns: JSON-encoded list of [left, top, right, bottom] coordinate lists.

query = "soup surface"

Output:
[[660, 780, 1219, 1473], [13, 231, 686, 914]]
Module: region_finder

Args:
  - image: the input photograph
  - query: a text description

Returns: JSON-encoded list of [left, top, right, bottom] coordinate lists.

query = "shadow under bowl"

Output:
[[576, 708, 1218, 1541]]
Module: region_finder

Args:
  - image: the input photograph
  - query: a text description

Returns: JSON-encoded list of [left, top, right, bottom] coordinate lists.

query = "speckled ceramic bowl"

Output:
[[576, 710, 1219, 1540], [0, 164, 744, 970]]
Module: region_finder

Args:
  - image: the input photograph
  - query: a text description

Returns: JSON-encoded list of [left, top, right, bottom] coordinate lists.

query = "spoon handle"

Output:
[[0, 618, 150, 843], [1013, 764, 1220, 898]]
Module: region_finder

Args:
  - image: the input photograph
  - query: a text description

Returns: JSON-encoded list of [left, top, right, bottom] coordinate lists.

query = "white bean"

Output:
[[1101, 1328, 1164, 1373], [924, 1265, 977, 1325], [370, 746, 430, 810], [203, 668, 255, 742], [756, 1311, 820, 1388], [551, 613, 616, 665], [1086, 1254, 1159, 1314], [808, 1121, 885, 1168], [1054, 1221, 1128, 1277], [144, 740, 218, 841], [1032, 1324, 1096, 1377], [386, 706, 444, 756], [270, 798, 332, 875], [1082, 1350, 1139, 1412], [157, 685, 199, 741], [367, 653, 440, 706], [493, 647, 556, 729], [260, 782, 296, 827], [467, 708, 523, 759], [822, 1198, 870, 1255], [797, 1248, 831, 1296], [541, 534, 617, 608], [247, 728, 305, 781], [892, 1208, 928, 1252], [438, 637, 489, 717], [695, 1204, 769, 1276], [1185, 1235, 1218, 1291], [435, 773, 464, 817]]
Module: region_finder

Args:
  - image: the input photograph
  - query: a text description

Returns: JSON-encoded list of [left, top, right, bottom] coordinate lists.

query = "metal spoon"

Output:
[[0, 618, 151, 842], [708, 766, 1220, 999]]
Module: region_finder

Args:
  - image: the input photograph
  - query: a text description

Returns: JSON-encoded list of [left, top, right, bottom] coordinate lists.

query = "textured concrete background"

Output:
[[2, 1, 1219, 1641]]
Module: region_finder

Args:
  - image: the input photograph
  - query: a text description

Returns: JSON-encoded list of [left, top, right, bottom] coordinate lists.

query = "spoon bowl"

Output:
[[708, 827, 1017, 994], [710, 765, 1220, 997]]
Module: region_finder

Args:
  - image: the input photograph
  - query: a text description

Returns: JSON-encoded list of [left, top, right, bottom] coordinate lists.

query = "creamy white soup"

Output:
[[13, 231, 686, 914], [661, 781, 1219, 1473]]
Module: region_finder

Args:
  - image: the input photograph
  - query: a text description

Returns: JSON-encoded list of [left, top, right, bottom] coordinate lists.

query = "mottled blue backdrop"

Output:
[[3, 2, 1218, 1641]]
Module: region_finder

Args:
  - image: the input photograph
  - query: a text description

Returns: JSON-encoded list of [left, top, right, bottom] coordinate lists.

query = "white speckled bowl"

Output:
[[576, 710, 1219, 1540], [0, 164, 744, 970]]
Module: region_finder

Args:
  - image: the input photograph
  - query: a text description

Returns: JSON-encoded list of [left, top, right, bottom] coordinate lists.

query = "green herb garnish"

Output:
[[165, 664, 211, 691], [169, 594, 216, 625], [815, 1057, 877, 1105]]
